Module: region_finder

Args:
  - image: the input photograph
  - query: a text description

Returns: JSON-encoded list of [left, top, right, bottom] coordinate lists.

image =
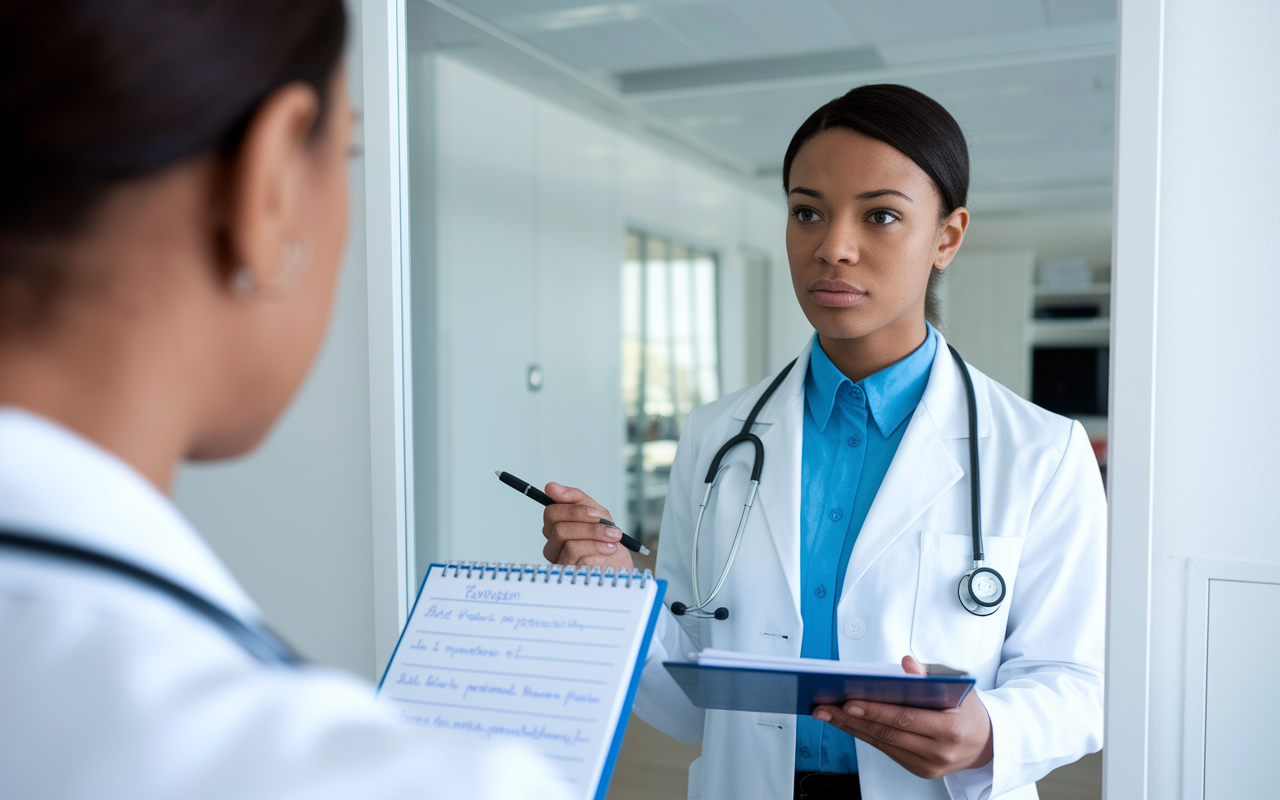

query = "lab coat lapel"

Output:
[[839, 335, 971, 595], [729, 340, 811, 617]]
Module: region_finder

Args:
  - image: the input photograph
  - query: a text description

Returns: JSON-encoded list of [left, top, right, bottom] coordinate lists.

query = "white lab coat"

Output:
[[0, 409, 568, 800], [632, 334, 1106, 800]]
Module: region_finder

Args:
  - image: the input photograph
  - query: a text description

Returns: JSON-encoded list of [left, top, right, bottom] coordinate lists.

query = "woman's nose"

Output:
[[813, 217, 859, 266]]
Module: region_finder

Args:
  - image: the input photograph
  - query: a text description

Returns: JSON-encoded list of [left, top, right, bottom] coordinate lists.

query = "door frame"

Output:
[[360, 0, 415, 674], [1105, 0, 1164, 796]]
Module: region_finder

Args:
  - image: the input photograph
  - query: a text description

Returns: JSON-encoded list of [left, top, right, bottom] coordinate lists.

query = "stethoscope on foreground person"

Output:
[[670, 344, 1005, 622]]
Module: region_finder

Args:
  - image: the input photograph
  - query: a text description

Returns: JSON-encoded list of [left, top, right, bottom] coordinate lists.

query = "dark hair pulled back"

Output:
[[0, 0, 347, 240], [782, 84, 969, 328]]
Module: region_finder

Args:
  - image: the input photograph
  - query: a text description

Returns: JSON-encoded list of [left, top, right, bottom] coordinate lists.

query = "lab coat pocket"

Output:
[[909, 531, 1024, 672]]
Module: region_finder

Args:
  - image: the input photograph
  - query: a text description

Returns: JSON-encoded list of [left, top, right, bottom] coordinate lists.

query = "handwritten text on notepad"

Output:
[[381, 565, 652, 794]]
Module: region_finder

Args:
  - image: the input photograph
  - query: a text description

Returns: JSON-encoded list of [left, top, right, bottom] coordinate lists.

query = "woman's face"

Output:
[[785, 128, 963, 346]]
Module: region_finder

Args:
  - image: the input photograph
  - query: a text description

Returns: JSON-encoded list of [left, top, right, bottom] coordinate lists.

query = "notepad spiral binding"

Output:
[[441, 561, 652, 588]]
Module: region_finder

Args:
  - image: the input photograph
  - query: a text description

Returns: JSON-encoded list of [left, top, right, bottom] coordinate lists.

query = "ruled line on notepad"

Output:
[[427, 597, 630, 613], [540, 754, 586, 762], [516, 653, 613, 666], [414, 630, 620, 648], [514, 652, 614, 665], [400, 663, 610, 685], [388, 697, 598, 723]]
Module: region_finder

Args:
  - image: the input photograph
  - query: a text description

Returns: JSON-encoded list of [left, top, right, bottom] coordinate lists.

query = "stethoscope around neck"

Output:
[[669, 343, 1006, 621]]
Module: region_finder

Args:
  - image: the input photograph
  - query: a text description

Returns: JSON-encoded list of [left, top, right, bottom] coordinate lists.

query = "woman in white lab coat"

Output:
[[543, 84, 1106, 800], [0, 3, 561, 798]]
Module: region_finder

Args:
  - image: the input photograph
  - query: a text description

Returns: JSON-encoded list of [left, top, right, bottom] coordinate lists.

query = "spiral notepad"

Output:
[[378, 562, 666, 800]]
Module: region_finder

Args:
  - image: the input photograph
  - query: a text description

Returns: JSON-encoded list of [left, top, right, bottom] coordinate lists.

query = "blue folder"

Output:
[[663, 661, 975, 714]]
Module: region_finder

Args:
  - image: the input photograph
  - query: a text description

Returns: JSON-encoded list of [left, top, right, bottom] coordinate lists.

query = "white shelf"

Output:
[[1031, 317, 1111, 346], [1034, 281, 1112, 297]]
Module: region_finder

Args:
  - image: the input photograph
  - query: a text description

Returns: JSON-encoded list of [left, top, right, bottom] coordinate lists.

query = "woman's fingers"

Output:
[[542, 503, 620, 537], [538, 482, 632, 570], [901, 654, 927, 675], [548, 534, 635, 570], [544, 482, 612, 519], [813, 704, 940, 753], [811, 663, 993, 780], [541, 486, 619, 548]]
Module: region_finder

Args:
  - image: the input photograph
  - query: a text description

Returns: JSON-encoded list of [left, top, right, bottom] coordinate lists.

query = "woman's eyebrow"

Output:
[[788, 187, 822, 199], [857, 189, 913, 201]]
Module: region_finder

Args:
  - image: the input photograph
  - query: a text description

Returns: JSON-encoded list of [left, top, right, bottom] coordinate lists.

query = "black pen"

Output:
[[495, 470, 651, 556]]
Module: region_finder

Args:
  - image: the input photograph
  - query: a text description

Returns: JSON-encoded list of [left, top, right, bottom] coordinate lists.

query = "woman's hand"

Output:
[[812, 655, 993, 780], [540, 483, 635, 571]]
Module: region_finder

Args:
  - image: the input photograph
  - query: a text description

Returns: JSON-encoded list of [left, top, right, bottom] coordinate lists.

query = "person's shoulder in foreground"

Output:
[[0, 408, 569, 800]]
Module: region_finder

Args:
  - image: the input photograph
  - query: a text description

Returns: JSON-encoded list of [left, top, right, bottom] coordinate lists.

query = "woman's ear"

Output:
[[220, 83, 321, 296], [933, 206, 970, 271]]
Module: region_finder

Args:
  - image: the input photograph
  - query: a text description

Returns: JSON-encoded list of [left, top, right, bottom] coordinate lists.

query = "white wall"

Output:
[[173, 12, 375, 679], [414, 57, 801, 568], [963, 207, 1113, 276], [1143, 1, 1280, 795]]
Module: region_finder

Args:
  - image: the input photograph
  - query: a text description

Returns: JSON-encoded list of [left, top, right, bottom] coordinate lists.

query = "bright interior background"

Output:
[[165, 1, 1280, 798], [402, 3, 1114, 798], [409, 0, 1117, 574]]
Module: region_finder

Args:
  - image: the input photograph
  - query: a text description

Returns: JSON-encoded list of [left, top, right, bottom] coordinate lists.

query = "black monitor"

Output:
[[1031, 347, 1109, 417]]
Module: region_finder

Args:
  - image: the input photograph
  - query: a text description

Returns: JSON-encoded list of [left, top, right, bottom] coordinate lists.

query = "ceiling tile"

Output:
[[521, 18, 706, 72], [945, 0, 1048, 36], [419, 0, 1117, 210], [728, 0, 867, 52], [648, 4, 777, 62], [448, 0, 608, 20], [829, 0, 961, 44]]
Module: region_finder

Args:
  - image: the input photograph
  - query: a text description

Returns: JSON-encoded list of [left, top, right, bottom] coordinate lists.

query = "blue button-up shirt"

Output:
[[794, 325, 937, 773]]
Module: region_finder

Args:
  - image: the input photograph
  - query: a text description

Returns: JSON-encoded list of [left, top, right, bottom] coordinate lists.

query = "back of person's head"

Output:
[[0, 0, 351, 477], [0, 0, 346, 323]]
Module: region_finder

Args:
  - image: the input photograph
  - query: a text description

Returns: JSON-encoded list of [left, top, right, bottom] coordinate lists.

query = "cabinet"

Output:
[[943, 251, 1110, 443]]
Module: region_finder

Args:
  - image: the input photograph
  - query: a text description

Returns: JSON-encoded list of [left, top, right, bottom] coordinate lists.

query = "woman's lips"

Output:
[[808, 278, 867, 308]]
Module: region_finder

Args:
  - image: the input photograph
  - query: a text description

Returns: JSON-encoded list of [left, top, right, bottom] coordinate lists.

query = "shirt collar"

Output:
[[0, 407, 260, 621], [805, 324, 939, 437]]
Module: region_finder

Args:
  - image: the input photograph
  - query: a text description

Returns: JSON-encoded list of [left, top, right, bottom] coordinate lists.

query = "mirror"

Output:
[[403, 2, 1116, 798]]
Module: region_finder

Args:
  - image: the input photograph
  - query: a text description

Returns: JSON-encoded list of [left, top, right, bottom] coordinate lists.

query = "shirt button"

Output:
[[800, 746, 812, 759], [849, 386, 864, 401], [843, 617, 867, 639], [847, 436, 860, 447], [829, 509, 842, 522], [814, 584, 827, 599]]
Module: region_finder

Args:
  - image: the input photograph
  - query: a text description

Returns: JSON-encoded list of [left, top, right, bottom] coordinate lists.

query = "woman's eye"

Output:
[[870, 210, 897, 225], [793, 208, 820, 223]]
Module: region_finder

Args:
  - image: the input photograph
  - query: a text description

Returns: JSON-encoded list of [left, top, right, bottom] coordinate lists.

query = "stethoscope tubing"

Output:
[[949, 343, 985, 565], [686, 475, 757, 616], [677, 341, 1002, 620], [0, 529, 301, 665], [680, 360, 795, 618]]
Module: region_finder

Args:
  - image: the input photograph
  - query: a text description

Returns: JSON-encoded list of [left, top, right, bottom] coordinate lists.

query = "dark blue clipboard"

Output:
[[663, 661, 974, 714]]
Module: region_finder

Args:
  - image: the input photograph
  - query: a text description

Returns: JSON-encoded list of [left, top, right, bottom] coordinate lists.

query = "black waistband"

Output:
[[794, 771, 861, 800], [0, 530, 301, 666]]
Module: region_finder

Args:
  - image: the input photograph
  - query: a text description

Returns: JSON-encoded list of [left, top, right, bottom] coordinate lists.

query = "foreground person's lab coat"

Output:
[[632, 335, 1106, 800], [0, 409, 567, 800]]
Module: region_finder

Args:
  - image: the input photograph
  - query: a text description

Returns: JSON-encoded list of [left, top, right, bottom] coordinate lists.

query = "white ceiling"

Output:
[[407, 0, 1117, 213]]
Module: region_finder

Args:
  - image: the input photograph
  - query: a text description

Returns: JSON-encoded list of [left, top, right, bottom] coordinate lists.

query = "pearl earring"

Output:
[[232, 266, 256, 295]]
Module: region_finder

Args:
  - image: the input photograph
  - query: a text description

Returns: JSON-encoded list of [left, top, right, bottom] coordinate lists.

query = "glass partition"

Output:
[[622, 230, 719, 544]]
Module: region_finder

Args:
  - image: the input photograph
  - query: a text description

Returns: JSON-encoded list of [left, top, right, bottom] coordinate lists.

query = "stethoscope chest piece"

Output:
[[958, 564, 1006, 616]]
